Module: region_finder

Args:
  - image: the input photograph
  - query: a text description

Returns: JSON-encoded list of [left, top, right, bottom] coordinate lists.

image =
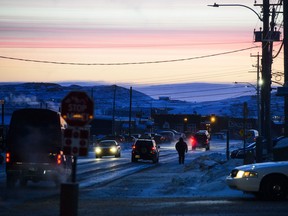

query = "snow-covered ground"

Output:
[[82, 142, 250, 199]]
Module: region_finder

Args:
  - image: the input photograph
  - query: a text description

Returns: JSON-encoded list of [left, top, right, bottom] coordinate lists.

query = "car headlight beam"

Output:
[[235, 170, 258, 178], [95, 147, 102, 154], [110, 146, 117, 153]]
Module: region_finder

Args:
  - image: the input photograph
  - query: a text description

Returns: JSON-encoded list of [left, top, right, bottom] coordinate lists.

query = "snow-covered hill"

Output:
[[0, 82, 284, 124]]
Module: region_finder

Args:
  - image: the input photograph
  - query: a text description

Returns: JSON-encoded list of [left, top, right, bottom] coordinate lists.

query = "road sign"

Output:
[[63, 126, 89, 156], [61, 91, 94, 127]]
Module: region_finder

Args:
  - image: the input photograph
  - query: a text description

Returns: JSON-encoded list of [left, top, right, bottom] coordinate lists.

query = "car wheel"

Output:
[[260, 175, 288, 200]]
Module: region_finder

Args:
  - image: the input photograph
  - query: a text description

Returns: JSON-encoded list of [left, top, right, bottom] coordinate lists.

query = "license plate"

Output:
[[135, 155, 140, 159]]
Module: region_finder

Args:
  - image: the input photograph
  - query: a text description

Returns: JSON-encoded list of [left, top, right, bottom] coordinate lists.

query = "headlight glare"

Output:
[[110, 146, 117, 153], [236, 170, 258, 178], [95, 147, 101, 154]]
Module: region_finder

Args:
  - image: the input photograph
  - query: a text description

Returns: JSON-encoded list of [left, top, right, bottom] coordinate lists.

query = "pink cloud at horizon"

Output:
[[0, 25, 255, 49]]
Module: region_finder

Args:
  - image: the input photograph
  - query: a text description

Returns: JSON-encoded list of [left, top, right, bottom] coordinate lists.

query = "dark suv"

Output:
[[6, 108, 72, 188], [131, 139, 159, 163], [191, 131, 210, 151]]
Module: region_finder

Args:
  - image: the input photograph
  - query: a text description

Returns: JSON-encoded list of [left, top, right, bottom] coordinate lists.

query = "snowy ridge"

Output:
[[0, 82, 284, 124]]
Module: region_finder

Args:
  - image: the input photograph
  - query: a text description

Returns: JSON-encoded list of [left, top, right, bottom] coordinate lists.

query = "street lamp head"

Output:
[[207, 2, 262, 21], [207, 3, 219, 7]]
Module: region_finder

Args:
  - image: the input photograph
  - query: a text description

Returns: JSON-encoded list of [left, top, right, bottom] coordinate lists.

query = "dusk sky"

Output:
[[0, 0, 284, 86]]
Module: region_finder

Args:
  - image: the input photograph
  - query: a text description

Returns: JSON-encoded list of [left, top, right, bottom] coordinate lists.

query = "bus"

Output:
[[6, 108, 72, 188]]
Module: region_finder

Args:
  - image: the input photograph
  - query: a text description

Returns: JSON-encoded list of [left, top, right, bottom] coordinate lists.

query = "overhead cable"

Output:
[[0, 46, 259, 66]]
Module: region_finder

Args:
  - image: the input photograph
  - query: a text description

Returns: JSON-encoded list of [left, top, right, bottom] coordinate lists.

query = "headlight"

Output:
[[110, 146, 117, 153], [235, 170, 258, 178], [95, 147, 102, 154]]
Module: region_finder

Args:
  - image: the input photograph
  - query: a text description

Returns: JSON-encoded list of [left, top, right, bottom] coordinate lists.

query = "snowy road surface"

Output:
[[1, 139, 287, 215]]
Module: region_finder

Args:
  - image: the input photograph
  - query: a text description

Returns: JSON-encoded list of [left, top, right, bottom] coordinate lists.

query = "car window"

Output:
[[135, 140, 153, 148], [99, 141, 116, 147], [195, 134, 207, 139]]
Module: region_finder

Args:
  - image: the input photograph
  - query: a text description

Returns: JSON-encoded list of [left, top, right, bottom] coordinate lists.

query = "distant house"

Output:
[[159, 96, 170, 101]]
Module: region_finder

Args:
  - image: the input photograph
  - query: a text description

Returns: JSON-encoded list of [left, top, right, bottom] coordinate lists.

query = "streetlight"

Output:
[[183, 117, 188, 132], [234, 81, 261, 135], [207, 3, 263, 21], [209, 1, 278, 158]]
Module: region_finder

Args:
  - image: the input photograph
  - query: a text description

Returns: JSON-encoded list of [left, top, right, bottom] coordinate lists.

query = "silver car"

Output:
[[226, 161, 288, 200]]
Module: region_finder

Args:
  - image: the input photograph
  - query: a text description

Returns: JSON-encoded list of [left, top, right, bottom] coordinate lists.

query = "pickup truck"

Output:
[[226, 161, 288, 200]]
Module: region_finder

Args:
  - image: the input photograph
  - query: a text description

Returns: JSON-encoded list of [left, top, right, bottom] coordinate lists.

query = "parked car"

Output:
[[158, 131, 175, 143], [245, 129, 259, 144], [94, 140, 121, 158], [143, 133, 166, 144], [163, 129, 184, 140], [190, 131, 210, 151], [230, 142, 256, 159], [123, 134, 137, 143], [131, 139, 159, 163], [226, 161, 288, 200], [230, 136, 285, 160]]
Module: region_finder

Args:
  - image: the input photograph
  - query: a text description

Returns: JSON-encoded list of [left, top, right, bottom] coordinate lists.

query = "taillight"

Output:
[[57, 154, 62, 165], [132, 145, 136, 150], [190, 138, 195, 144], [151, 146, 156, 151], [6, 152, 10, 163]]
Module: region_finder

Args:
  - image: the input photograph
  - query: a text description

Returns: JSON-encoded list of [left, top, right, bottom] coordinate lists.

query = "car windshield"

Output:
[[99, 141, 116, 147]]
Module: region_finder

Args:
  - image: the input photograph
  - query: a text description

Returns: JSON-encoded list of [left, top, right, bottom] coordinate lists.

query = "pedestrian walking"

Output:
[[175, 137, 188, 164]]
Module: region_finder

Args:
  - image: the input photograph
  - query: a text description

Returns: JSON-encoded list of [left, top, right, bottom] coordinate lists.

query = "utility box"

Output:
[[254, 30, 281, 42]]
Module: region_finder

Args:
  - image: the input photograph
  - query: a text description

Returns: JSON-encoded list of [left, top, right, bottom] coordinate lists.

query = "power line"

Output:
[[0, 46, 258, 66]]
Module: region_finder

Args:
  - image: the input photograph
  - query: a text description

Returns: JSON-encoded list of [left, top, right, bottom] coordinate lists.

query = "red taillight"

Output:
[[6, 152, 10, 163], [151, 146, 156, 151], [57, 154, 62, 165], [190, 137, 195, 144], [132, 145, 136, 150]]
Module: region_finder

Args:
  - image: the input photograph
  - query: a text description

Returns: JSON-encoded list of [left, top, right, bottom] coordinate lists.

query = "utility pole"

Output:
[[129, 87, 132, 136], [284, 0, 288, 136], [112, 85, 116, 135], [250, 52, 261, 135], [261, 0, 272, 154]]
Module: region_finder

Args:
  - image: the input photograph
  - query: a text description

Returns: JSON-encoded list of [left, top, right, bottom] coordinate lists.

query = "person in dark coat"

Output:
[[175, 137, 188, 164]]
